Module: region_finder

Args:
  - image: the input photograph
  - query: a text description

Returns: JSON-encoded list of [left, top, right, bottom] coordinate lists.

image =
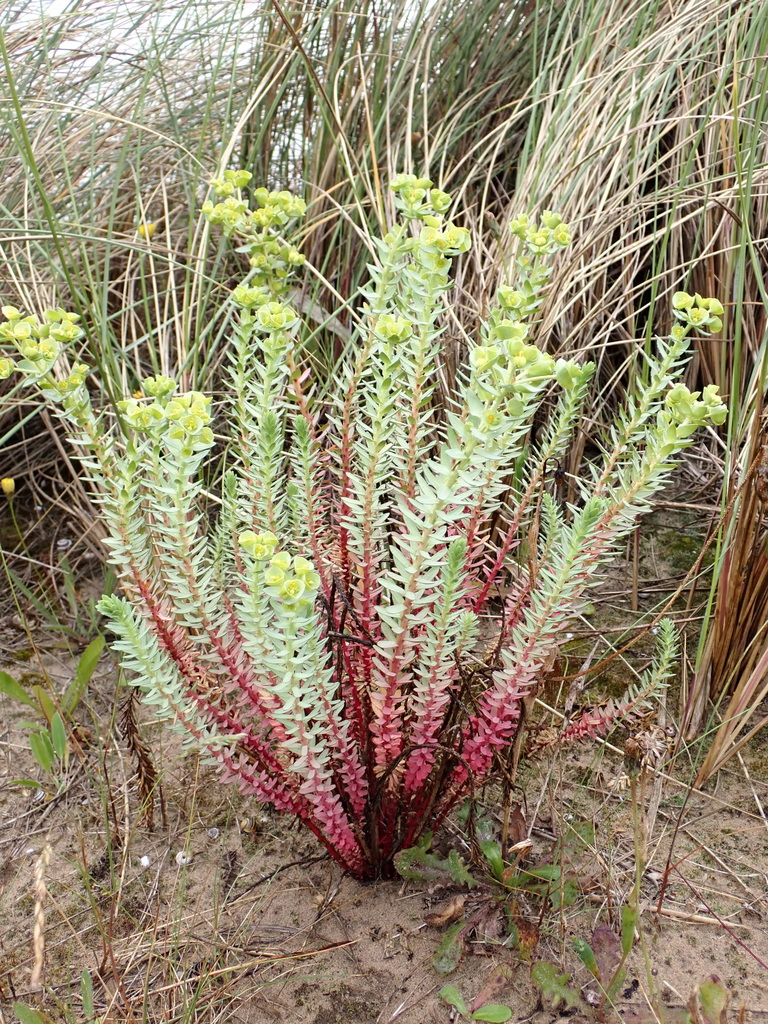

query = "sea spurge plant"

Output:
[[0, 174, 727, 879]]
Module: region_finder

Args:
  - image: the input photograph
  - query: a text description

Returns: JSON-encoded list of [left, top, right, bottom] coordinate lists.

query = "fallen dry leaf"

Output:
[[425, 894, 466, 927]]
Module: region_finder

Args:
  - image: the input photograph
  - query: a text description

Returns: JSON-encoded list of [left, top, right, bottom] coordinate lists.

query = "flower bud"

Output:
[[143, 375, 177, 399], [497, 286, 525, 312], [470, 345, 500, 372], [375, 314, 412, 343], [554, 359, 583, 390], [429, 189, 452, 213]]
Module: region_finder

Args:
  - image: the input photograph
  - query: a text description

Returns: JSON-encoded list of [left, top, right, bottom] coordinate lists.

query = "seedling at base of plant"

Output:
[[439, 983, 512, 1022], [0, 172, 726, 879], [532, 960, 734, 1024], [396, 819, 621, 975], [0, 637, 104, 784]]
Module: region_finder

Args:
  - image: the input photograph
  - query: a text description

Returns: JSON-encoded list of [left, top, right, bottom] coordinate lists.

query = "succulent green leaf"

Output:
[[472, 1006, 513, 1022], [621, 904, 637, 956], [572, 937, 599, 977], [0, 671, 36, 708], [13, 1004, 50, 1024], [29, 729, 54, 772], [63, 636, 105, 715], [439, 985, 469, 1016], [432, 921, 466, 975], [50, 712, 67, 761]]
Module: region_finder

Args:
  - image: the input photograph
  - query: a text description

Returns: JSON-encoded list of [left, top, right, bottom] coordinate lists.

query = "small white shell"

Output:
[[175, 850, 192, 867], [139, 855, 151, 868]]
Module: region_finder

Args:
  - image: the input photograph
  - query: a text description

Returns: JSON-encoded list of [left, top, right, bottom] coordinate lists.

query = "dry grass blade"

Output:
[[687, 413, 768, 783], [29, 840, 52, 992], [119, 689, 164, 830]]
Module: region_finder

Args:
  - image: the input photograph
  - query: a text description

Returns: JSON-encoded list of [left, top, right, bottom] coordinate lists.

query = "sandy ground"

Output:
[[1, 502, 767, 1023], [2, 646, 767, 1024]]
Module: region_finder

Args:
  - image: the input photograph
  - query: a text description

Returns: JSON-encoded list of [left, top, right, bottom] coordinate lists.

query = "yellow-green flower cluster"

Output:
[[475, 336, 555, 382], [387, 176, 470, 275], [469, 345, 501, 373], [254, 301, 299, 333], [417, 222, 471, 256], [671, 293, 723, 335], [239, 530, 279, 560], [374, 314, 413, 343], [496, 281, 547, 322], [43, 362, 90, 399], [201, 174, 307, 293], [118, 385, 214, 449], [390, 174, 451, 217], [239, 532, 322, 615], [201, 195, 250, 235], [554, 359, 588, 391], [142, 374, 178, 400], [484, 320, 557, 383], [469, 336, 561, 430], [232, 284, 270, 310], [251, 188, 307, 227], [34, 307, 82, 343], [496, 287, 526, 316], [654, 382, 727, 455], [165, 392, 213, 445], [209, 168, 253, 196], [0, 306, 89, 395], [468, 325, 590, 435], [510, 212, 571, 255], [0, 306, 84, 376], [119, 397, 166, 431], [263, 551, 321, 612], [247, 236, 304, 274], [665, 382, 727, 429]]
